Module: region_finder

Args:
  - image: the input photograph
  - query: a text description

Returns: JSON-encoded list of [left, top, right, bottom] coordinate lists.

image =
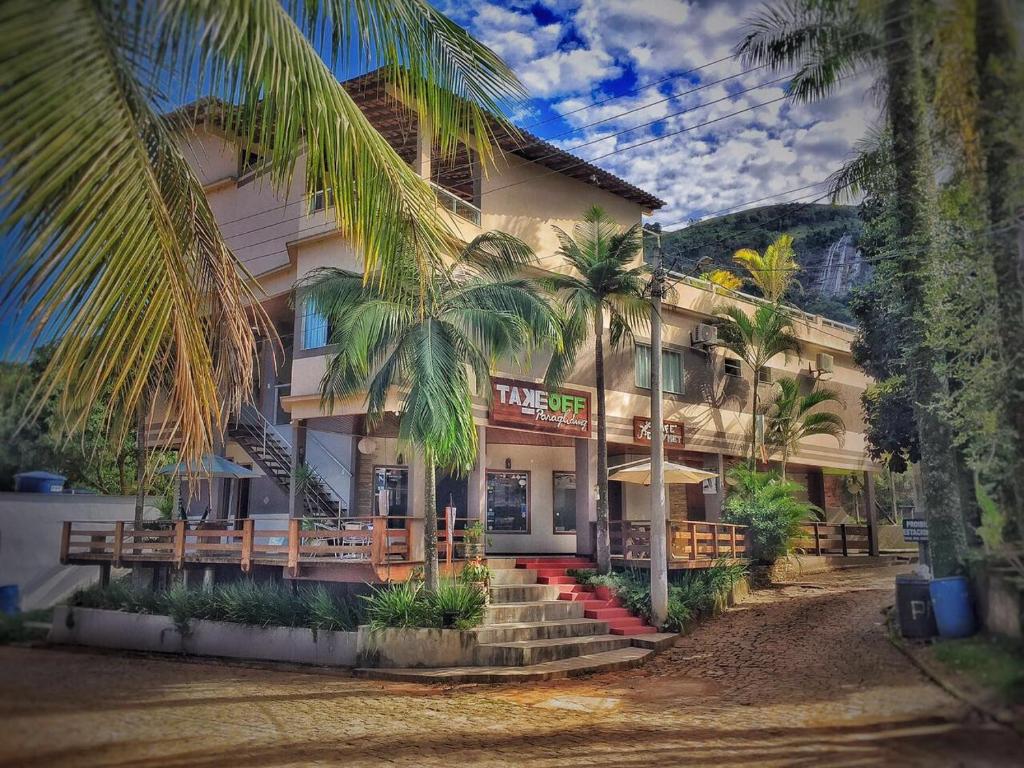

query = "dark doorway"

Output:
[[436, 474, 469, 529], [609, 480, 624, 523]]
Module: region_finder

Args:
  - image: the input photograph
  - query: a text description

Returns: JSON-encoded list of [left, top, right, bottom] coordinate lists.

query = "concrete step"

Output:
[[485, 557, 519, 570], [557, 591, 599, 602], [476, 634, 633, 666], [354, 647, 654, 684], [468, 618, 610, 645], [488, 568, 538, 586], [483, 600, 585, 625], [488, 584, 563, 604], [533, 568, 570, 579], [583, 607, 631, 620], [537, 575, 576, 585], [610, 625, 659, 636], [622, 632, 679, 650]]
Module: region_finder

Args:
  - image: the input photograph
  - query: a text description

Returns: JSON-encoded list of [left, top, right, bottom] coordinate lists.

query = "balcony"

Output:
[[431, 182, 481, 226]]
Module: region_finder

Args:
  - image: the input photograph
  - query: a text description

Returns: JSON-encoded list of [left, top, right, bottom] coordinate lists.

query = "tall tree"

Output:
[[545, 207, 650, 574], [733, 233, 800, 302], [714, 304, 800, 461], [305, 233, 555, 589], [762, 377, 846, 478], [0, 0, 523, 470]]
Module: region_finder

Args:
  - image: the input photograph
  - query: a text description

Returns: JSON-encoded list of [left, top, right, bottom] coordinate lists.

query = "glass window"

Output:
[[634, 344, 683, 394], [486, 471, 529, 533], [374, 466, 409, 528], [552, 472, 576, 534], [309, 188, 334, 213], [724, 358, 742, 377], [300, 299, 329, 350]]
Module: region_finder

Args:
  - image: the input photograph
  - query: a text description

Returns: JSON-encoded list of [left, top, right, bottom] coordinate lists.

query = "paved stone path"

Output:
[[1, 565, 1020, 767]]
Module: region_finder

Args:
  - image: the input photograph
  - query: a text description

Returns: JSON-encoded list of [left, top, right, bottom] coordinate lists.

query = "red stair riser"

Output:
[[610, 626, 658, 635], [584, 608, 631, 620], [537, 576, 577, 585], [593, 586, 615, 601]]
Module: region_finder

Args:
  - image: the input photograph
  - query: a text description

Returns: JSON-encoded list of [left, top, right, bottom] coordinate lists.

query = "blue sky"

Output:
[[437, 0, 880, 227]]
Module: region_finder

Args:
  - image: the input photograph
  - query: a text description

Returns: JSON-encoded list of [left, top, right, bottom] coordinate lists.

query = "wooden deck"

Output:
[[610, 520, 748, 569]]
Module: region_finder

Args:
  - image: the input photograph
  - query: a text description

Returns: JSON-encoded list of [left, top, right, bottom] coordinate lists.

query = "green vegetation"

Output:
[[361, 581, 486, 632], [0, 610, 50, 645], [723, 466, 822, 564], [931, 636, 1024, 704], [661, 204, 863, 321], [544, 205, 651, 574], [569, 561, 747, 633], [762, 378, 846, 478], [68, 580, 364, 633], [305, 232, 556, 590]]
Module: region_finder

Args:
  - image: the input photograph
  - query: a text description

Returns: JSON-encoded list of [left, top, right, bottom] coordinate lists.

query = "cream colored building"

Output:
[[175, 71, 878, 559]]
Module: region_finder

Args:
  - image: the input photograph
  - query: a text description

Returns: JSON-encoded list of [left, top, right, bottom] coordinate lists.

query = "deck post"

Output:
[[689, 522, 698, 561], [287, 518, 300, 576], [112, 521, 124, 567], [240, 518, 254, 573], [813, 523, 822, 556], [841, 523, 849, 557], [173, 520, 186, 569], [730, 526, 738, 559], [370, 517, 386, 565], [99, 563, 111, 587], [60, 522, 71, 564], [711, 523, 720, 559]]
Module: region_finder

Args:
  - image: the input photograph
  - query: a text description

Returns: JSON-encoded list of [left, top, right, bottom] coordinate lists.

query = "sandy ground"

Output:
[[0, 565, 1021, 767]]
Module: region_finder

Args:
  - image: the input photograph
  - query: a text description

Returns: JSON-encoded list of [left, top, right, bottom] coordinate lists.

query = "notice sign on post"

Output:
[[903, 519, 929, 542]]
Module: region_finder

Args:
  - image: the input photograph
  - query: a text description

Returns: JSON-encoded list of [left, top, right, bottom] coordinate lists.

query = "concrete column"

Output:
[[466, 425, 487, 524], [288, 419, 307, 518], [415, 118, 432, 180], [865, 471, 880, 556], [704, 453, 727, 522], [407, 451, 426, 561], [575, 437, 598, 557], [346, 434, 360, 516]]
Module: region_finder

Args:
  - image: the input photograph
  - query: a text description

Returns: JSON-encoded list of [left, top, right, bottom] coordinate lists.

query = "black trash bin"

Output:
[[895, 574, 938, 638]]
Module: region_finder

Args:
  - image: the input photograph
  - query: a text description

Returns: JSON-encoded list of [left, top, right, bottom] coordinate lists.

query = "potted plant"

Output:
[[459, 558, 491, 603], [461, 520, 488, 560]]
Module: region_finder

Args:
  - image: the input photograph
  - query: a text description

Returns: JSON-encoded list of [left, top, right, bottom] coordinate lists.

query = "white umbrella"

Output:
[[609, 458, 716, 486]]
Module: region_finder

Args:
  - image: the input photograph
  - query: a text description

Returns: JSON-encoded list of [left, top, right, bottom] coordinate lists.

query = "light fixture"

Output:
[[357, 437, 377, 455], [397, 452, 405, 465], [505, 457, 512, 470]]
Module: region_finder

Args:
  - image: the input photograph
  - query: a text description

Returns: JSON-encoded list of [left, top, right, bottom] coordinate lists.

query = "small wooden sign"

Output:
[[633, 415, 685, 449], [490, 377, 592, 437]]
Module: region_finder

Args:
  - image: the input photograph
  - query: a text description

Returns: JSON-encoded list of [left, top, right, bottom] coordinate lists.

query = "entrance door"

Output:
[[436, 474, 469, 529], [608, 480, 624, 522]]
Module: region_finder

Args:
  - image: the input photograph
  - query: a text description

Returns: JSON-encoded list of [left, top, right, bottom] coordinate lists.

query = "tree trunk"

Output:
[[423, 453, 439, 590], [976, 0, 1024, 529], [133, 399, 147, 525], [750, 365, 760, 464], [594, 307, 611, 574], [885, 0, 967, 576]]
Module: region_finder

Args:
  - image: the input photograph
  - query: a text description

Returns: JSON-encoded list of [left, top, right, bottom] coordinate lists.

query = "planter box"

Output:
[[49, 606, 357, 666], [355, 626, 478, 668]]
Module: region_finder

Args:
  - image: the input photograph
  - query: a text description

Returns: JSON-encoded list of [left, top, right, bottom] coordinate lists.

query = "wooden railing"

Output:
[[610, 520, 747, 564], [794, 523, 871, 556], [60, 517, 412, 575]]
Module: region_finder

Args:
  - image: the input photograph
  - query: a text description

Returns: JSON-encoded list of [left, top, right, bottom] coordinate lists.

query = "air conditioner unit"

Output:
[[815, 352, 835, 375], [702, 477, 719, 495], [692, 322, 718, 347]]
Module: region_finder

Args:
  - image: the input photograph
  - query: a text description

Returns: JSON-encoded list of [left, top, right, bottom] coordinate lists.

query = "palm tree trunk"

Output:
[[885, 0, 967, 576], [423, 453, 439, 590], [594, 307, 611, 574], [976, 0, 1024, 529], [750, 366, 760, 464]]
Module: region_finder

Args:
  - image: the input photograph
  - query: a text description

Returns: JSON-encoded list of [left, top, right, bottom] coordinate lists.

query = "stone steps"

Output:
[[484, 600, 584, 625], [476, 633, 632, 666], [355, 647, 654, 684], [489, 569, 538, 586], [488, 584, 564, 604], [468, 618, 610, 645]]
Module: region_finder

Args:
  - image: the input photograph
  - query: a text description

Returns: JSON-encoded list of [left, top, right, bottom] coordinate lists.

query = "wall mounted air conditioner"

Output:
[[692, 322, 717, 347], [815, 352, 835, 376]]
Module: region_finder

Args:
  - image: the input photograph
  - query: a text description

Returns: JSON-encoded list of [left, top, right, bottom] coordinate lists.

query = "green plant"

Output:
[[426, 581, 487, 630], [362, 581, 430, 631], [733, 233, 800, 303], [459, 560, 491, 585], [723, 466, 821, 564], [762, 377, 846, 478], [300, 586, 363, 632]]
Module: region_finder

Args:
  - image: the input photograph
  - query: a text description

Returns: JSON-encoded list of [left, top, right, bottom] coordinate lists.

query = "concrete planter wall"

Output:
[[50, 606, 358, 666], [973, 565, 1023, 640], [355, 626, 478, 668]]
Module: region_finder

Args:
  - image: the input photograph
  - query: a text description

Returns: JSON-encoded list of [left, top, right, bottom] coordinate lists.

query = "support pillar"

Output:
[[466, 425, 487, 524], [865, 471, 880, 556], [575, 437, 598, 557], [408, 451, 426, 562], [288, 419, 307, 518]]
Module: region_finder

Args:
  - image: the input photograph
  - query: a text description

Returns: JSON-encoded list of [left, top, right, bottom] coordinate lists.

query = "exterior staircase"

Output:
[[227, 404, 347, 519], [358, 556, 673, 683]]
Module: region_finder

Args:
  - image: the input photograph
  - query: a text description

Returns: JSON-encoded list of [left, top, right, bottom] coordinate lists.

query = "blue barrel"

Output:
[[0, 585, 20, 616], [929, 576, 976, 638]]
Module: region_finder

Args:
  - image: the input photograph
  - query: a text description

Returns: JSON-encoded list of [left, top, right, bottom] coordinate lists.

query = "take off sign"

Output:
[[490, 377, 592, 437]]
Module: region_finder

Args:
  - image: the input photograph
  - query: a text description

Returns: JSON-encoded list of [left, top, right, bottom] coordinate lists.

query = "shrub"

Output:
[[723, 465, 821, 564], [361, 580, 487, 631], [426, 581, 486, 629], [362, 581, 430, 631], [300, 585, 363, 632], [459, 559, 491, 585]]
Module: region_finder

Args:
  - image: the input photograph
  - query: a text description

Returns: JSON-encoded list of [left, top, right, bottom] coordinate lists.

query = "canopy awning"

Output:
[[157, 455, 260, 479], [609, 458, 716, 486]]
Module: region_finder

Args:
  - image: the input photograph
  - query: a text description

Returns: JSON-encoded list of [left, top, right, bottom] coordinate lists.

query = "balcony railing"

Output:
[[431, 182, 481, 226], [610, 519, 748, 565]]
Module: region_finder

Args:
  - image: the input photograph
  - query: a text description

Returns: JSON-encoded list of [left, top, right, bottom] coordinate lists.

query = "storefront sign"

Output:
[[633, 416, 685, 448], [490, 377, 591, 436], [903, 519, 929, 542]]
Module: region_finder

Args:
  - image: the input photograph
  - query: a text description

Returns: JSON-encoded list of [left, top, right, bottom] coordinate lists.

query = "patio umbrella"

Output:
[[158, 455, 261, 522], [609, 458, 716, 486]]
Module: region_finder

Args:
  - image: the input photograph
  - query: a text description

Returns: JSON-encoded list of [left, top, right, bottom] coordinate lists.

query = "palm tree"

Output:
[[733, 234, 800, 303], [762, 377, 845, 478], [545, 206, 650, 574], [304, 232, 556, 589], [700, 269, 744, 292], [0, 0, 523, 470], [714, 304, 800, 461]]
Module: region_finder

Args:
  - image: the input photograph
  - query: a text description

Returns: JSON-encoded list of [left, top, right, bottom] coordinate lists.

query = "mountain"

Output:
[[655, 203, 866, 323]]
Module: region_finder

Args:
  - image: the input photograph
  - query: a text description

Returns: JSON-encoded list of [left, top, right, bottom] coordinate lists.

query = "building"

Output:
[[63, 71, 879, 582]]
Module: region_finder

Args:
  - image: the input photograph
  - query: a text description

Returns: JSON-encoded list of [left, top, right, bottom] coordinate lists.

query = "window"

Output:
[[238, 149, 262, 176], [757, 367, 773, 385], [724, 358, 742, 377], [486, 471, 529, 533], [552, 472, 576, 534], [309, 188, 334, 213], [634, 344, 683, 394], [300, 299, 330, 350]]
